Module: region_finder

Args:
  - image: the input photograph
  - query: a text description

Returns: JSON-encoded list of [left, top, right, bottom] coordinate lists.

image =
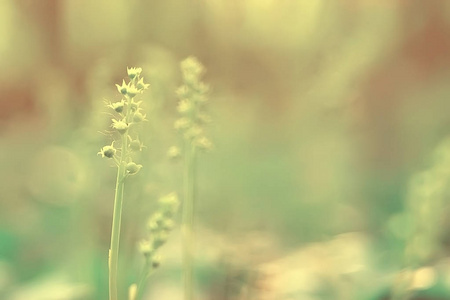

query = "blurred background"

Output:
[[1, 0, 450, 299]]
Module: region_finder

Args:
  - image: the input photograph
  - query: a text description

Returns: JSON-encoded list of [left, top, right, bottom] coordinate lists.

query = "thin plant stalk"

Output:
[[109, 90, 133, 300], [183, 143, 196, 300], [135, 192, 180, 300], [100, 68, 148, 300], [109, 132, 128, 300], [135, 262, 155, 300], [176, 57, 210, 300]]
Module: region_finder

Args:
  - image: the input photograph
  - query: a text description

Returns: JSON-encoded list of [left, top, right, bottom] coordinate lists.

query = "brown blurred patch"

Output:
[[0, 82, 35, 122]]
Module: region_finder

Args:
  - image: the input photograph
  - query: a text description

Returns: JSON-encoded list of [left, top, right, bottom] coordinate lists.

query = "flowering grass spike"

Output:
[[134, 193, 180, 299], [173, 56, 212, 300], [98, 67, 149, 300]]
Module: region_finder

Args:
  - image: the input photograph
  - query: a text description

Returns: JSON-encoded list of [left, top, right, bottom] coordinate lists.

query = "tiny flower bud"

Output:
[[138, 239, 153, 257], [184, 125, 202, 140], [112, 119, 129, 134], [98, 143, 117, 158], [108, 100, 125, 113], [129, 138, 144, 151], [161, 219, 175, 231], [126, 84, 140, 98], [136, 77, 150, 90], [133, 111, 146, 123], [159, 193, 179, 215], [167, 146, 181, 159], [116, 80, 128, 95], [147, 212, 164, 232], [151, 255, 161, 269], [130, 100, 142, 112], [195, 136, 213, 151], [183, 73, 198, 86], [181, 56, 204, 77], [174, 118, 191, 131], [152, 231, 169, 248], [127, 67, 142, 79], [147, 219, 159, 232], [126, 162, 142, 175], [176, 85, 190, 98], [177, 99, 193, 114]]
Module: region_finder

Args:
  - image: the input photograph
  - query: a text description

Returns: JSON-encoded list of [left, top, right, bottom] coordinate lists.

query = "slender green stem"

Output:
[[136, 269, 147, 300], [109, 92, 132, 300], [135, 260, 155, 300], [183, 142, 196, 300], [109, 132, 128, 300]]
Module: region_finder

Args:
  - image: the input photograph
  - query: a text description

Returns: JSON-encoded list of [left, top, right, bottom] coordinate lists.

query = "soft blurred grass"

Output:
[[1, 1, 450, 299]]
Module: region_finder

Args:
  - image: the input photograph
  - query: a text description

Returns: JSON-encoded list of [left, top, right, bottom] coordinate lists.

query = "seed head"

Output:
[[176, 57, 212, 150], [129, 137, 145, 152], [136, 77, 150, 90], [127, 67, 142, 79], [184, 125, 202, 140], [152, 231, 169, 248], [174, 118, 191, 131], [147, 212, 164, 232], [116, 80, 128, 95], [151, 255, 161, 269], [98, 143, 117, 158], [147, 220, 159, 233], [161, 219, 175, 231], [112, 119, 129, 134], [130, 100, 142, 112], [126, 162, 142, 175], [159, 193, 180, 215], [133, 110, 147, 123], [195, 136, 213, 151], [167, 146, 181, 159], [181, 56, 205, 77], [176, 85, 190, 98], [108, 100, 125, 113], [138, 239, 153, 257], [177, 99, 193, 114], [126, 84, 140, 98]]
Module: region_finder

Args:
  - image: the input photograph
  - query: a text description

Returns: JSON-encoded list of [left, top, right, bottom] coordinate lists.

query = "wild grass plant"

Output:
[[173, 57, 212, 300], [98, 58, 210, 300], [99, 67, 181, 300], [133, 193, 179, 300], [4, 3, 450, 300], [98, 67, 150, 300], [390, 138, 450, 300]]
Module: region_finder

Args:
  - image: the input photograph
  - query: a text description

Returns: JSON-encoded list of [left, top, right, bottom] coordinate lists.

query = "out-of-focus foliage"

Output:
[[1, 1, 450, 299]]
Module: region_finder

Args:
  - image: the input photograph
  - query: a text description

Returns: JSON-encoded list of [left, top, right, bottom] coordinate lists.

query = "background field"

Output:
[[1, 1, 450, 299]]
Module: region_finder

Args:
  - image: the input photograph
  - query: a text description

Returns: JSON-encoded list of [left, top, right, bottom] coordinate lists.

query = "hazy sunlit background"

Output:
[[2, 1, 450, 299]]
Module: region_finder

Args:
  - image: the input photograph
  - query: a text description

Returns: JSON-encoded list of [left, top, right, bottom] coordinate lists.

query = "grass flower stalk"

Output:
[[390, 138, 450, 300], [98, 67, 149, 300], [174, 57, 212, 300], [135, 193, 179, 300], [183, 142, 196, 300], [109, 147, 126, 300]]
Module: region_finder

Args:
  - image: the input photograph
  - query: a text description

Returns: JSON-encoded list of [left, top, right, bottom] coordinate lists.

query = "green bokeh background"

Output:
[[1, 1, 450, 299]]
